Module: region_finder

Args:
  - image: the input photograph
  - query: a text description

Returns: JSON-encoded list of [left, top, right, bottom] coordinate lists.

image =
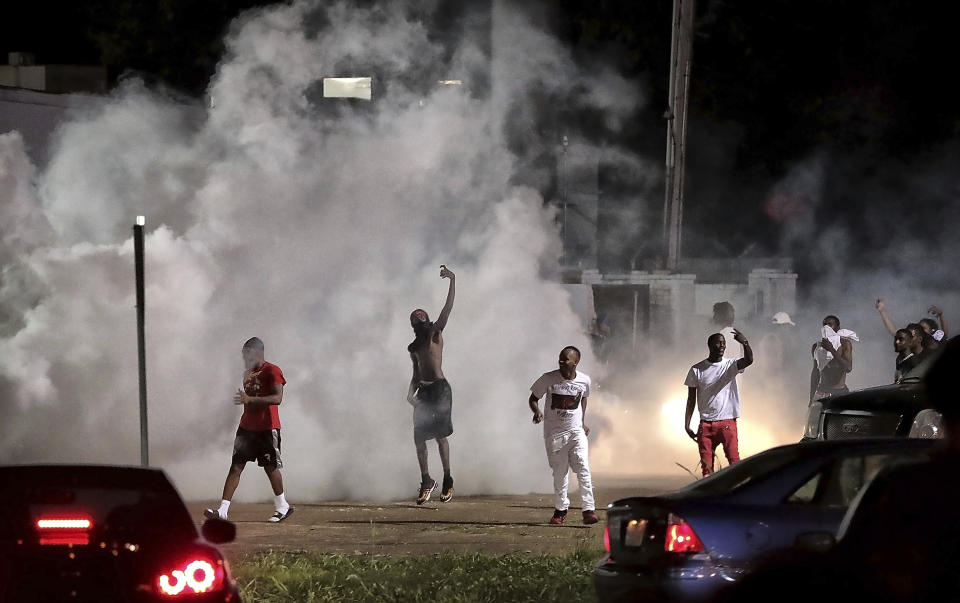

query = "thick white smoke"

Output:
[[0, 1, 653, 501]]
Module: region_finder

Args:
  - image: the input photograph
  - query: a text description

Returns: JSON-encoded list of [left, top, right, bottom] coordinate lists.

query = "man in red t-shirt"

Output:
[[204, 337, 294, 523]]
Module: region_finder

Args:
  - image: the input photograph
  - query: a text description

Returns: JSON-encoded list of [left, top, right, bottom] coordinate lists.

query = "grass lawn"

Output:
[[232, 548, 603, 602]]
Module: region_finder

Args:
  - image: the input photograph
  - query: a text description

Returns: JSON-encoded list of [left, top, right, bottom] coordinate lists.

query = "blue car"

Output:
[[593, 438, 938, 602]]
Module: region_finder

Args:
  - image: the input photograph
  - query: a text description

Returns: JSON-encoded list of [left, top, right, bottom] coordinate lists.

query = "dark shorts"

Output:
[[232, 427, 282, 469], [413, 379, 453, 441]]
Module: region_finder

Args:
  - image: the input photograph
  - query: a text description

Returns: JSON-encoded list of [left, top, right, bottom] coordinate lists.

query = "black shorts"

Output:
[[232, 427, 282, 469], [413, 379, 453, 441]]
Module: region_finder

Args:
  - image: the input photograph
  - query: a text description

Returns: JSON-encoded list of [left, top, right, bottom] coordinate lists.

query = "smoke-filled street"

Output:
[[2, 0, 959, 601]]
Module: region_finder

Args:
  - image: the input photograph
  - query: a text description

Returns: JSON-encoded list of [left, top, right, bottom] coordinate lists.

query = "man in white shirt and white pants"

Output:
[[684, 330, 754, 476], [529, 346, 598, 525]]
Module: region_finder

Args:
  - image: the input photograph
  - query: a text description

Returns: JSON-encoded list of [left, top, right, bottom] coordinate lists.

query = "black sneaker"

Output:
[[203, 508, 225, 520], [416, 478, 437, 505], [439, 475, 454, 503], [582, 510, 599, 525], [268, 507, 295, 523]]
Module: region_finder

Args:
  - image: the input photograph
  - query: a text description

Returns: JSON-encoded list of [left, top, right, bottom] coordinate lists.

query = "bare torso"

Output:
[[820, 339, 852, 389], [410, 326, 445, 383]]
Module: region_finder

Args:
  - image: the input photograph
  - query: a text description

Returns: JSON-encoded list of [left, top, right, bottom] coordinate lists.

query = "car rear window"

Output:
[[0, 466, 196, 544], [677, 446, 804, 496]]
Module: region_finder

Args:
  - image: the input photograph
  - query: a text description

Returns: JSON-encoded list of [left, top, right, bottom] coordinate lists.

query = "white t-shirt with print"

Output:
[[684, 357, 743, 421], [531, 369, 591, 438]]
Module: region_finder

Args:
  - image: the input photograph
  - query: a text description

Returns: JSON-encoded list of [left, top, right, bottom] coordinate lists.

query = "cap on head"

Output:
[[410, 309, 429, 324], [243, 337, 264, 351], [772, 311, 795, 326]]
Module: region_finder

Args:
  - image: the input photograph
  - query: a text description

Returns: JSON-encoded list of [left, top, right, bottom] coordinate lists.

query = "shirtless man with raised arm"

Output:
[[408, 265, 456, 505]]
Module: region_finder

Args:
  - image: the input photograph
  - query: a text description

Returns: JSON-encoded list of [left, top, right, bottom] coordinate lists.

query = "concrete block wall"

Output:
[[747, 269, 797, 320]]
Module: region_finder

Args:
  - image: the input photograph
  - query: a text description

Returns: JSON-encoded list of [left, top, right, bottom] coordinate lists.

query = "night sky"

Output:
[[4, 0, 959, 285]]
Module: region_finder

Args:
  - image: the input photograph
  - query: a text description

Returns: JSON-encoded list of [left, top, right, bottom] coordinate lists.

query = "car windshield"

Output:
[[0, 466, 196, 545], [677, 445, 804, 496]]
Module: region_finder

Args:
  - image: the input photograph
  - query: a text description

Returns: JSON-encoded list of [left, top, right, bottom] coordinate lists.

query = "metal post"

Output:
[[134, 216, 149, 467], [663, 0, 695, 271], [560, 134, 569, 265]]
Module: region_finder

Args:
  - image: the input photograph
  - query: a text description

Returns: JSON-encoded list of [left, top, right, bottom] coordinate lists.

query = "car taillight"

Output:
[[35, 514, 93, 546], [156, 554, 225, 597], [664, 513, 705, 553], [603, 524, 610, 553]]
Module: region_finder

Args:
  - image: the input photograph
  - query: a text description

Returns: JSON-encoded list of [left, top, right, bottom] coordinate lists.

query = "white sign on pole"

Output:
[[322, 77, 372, 100]]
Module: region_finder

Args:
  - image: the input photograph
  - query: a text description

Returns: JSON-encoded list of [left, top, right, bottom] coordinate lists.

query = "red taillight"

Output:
[[157, 555, 225, 597], [664, 514, 705, 553], [603, 524, 610, 553], [35, 514, 93, 546]]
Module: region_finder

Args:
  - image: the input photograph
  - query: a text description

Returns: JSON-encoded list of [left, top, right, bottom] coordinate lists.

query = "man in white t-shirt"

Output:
[[528, 346, 598, 525], [683, 330, 754, 476]]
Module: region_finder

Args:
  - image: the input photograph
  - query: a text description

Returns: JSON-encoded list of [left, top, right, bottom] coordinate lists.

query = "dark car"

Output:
[[0, 465, 241, 602], [593, 438, 938, 602], [801, 380, 943, 441], [802, 346, 945, 442]]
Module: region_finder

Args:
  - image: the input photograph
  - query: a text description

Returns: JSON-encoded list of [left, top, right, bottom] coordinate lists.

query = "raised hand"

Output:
[[929, 305, 943, 317], [876, 298, 885, 312], [440, 264, 455, 280]]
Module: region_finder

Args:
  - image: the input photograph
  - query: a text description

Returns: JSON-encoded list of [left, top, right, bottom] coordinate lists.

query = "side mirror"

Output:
[[201, 518, 236, 544], [794, 531, 836, 554]]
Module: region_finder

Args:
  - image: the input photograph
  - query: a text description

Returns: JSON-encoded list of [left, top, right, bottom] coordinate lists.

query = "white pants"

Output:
[[545, 428, 595, 512]]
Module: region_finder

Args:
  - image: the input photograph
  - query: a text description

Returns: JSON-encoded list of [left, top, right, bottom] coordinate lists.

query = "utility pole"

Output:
[[560, 134, 569, 265], [662, 0, 695, 271], [133, 216, 148, 467]]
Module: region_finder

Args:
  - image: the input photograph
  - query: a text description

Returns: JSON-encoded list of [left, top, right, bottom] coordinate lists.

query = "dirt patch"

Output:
[[187, 475, 690, 558]]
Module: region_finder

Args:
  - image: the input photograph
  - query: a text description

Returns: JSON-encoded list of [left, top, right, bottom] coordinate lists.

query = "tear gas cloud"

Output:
[[3, 0, 956, 502], [0, 0, 655, 501]]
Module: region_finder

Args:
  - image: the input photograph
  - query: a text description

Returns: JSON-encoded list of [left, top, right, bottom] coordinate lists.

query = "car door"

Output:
[[778, 452, 906, 535]]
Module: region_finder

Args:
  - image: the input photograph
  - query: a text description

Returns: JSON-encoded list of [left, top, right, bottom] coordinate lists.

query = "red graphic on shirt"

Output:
[[550, 393, 582, 410], [238, 361, 286, 431]]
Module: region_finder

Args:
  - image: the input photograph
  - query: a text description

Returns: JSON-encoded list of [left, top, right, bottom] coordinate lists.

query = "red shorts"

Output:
[[697, 419, 739, 476]]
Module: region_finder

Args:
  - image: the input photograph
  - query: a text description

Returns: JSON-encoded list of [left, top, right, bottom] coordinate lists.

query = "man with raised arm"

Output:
[[408, 265, 456, 505], [810, 315, 856, 401], [684, 330, 754, 476]]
